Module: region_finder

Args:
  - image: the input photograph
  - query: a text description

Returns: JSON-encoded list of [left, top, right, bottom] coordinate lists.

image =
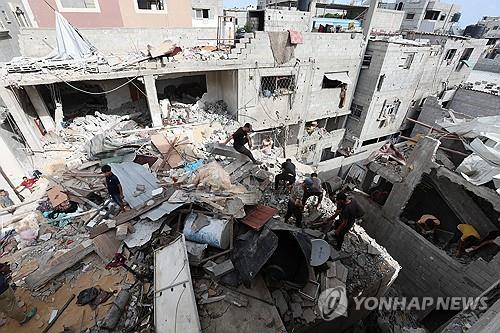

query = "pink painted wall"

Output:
[[27, 0, 124, 28]]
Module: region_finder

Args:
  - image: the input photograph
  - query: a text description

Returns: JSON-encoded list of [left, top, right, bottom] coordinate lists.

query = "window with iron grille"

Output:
[[260, 75, 295, 97], [351, 103, 363, 118], [378, 99, 400, 128]]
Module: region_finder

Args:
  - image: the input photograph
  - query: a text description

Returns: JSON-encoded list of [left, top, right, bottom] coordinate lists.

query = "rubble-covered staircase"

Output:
[[228, 32, 255, 60]]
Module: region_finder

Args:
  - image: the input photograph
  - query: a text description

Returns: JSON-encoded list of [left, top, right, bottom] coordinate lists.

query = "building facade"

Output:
[[344, 33, 486, 153], [397, 0, 461, 33]]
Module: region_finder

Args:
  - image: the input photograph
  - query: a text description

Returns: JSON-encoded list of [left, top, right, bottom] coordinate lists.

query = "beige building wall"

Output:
[[119, 0, 192, 28]]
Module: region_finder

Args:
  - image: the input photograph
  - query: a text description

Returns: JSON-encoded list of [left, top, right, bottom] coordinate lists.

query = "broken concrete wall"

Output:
[[411, 96, 448, 136], [18, 27, 218, 58], [357, 137, 500, 303], [264, 9, 312, 32], [371, 8, 404, 34]]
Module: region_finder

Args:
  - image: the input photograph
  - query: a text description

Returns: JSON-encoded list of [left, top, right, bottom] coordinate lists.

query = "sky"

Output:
[[223, 0, 500, 27]]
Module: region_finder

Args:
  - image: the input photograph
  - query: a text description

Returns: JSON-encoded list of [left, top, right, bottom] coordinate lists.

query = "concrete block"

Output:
[[211, 260, 234, 277]]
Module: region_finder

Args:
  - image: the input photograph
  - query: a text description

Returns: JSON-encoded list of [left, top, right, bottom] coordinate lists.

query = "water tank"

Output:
[[297, 0, 311, 11], [463, 24, 486, 38]]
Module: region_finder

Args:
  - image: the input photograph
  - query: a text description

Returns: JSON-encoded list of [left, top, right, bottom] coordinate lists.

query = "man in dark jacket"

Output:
[[223, 123, 261, 164]]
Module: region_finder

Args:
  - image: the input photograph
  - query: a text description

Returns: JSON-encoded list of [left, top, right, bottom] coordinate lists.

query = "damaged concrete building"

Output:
[[0, 0, 499, 332]]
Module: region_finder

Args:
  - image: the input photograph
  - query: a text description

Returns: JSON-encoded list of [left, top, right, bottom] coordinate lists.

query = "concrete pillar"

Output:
[[382, 137, 439, 219], [143, 75, 162, 128], [24, 85, 56, 132], [0, 86, 43, 152]]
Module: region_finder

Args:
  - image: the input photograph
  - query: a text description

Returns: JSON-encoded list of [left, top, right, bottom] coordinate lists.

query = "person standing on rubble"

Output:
[[101, 165, 126, 211], [0, 262, 37, 325], [275, 159, 296, 191], [223, 123, 261, 165], [302, 173, 323, 208], [285, 183, 304, 228], [328, 192, 364, 251]]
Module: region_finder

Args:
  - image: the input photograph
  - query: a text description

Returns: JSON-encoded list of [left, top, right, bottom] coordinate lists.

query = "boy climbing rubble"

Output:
[[101, 165, 126, 212]]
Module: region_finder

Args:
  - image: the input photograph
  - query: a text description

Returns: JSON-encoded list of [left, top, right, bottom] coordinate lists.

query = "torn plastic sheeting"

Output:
[[85, 134, 136, 160], [48, 12, 95, 60], [457, 154, 500, 186], [141, 202, 183, 221], [437, 115, 500, 139], [183, 212, 231, 249], [124, 220, 163, 248], [110, 162, 161, 209]]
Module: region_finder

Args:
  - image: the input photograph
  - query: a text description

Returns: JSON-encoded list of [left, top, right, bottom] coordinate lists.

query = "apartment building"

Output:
[[395, 0, 461, 33], [344, 33, 486, 153], [23, 0, 223, 28]]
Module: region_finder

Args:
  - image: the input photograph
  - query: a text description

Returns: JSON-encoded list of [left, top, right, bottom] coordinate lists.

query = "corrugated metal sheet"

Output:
[[110, 162, 161, 209], [242, 205, 278, 231]]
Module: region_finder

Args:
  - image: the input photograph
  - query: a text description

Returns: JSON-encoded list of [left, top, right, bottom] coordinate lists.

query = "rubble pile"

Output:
[[0, 103, 400, 332]]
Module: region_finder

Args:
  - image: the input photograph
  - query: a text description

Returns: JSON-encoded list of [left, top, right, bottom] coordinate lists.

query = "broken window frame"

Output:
[[377, 99, 400, 127], [56, 0, 100, 12], [136, 0, 165, 11], [351, 102, 363, 118], [362, 54, 372, 69], [260, 75, 295, 98], [403, 53, 415, 69]]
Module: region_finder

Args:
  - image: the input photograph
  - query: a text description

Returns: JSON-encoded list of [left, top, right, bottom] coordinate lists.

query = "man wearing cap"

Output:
[[223, 123, 261, 164]]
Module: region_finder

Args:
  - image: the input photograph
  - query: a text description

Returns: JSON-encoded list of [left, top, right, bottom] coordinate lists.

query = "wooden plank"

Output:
[[151, 133, 184, 168], [89, 188, 175, 238], [25, 240, 94, 290]]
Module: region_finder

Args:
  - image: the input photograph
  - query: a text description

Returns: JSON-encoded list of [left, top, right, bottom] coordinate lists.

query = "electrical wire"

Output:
[[47, 70, 142, 95]]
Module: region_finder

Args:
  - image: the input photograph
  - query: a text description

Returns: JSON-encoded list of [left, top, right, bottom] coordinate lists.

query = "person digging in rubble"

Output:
[[445, 224, 481, 257], [302, 173, 323, 208], [274, 158, 296, 191], [101, 165, 126, 211], [465, 230, 500, 254], [223, 123, 261, 165], [328, 192, 365, 251], [416, 214, 441, 240], [0, 262, 37, 325]]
